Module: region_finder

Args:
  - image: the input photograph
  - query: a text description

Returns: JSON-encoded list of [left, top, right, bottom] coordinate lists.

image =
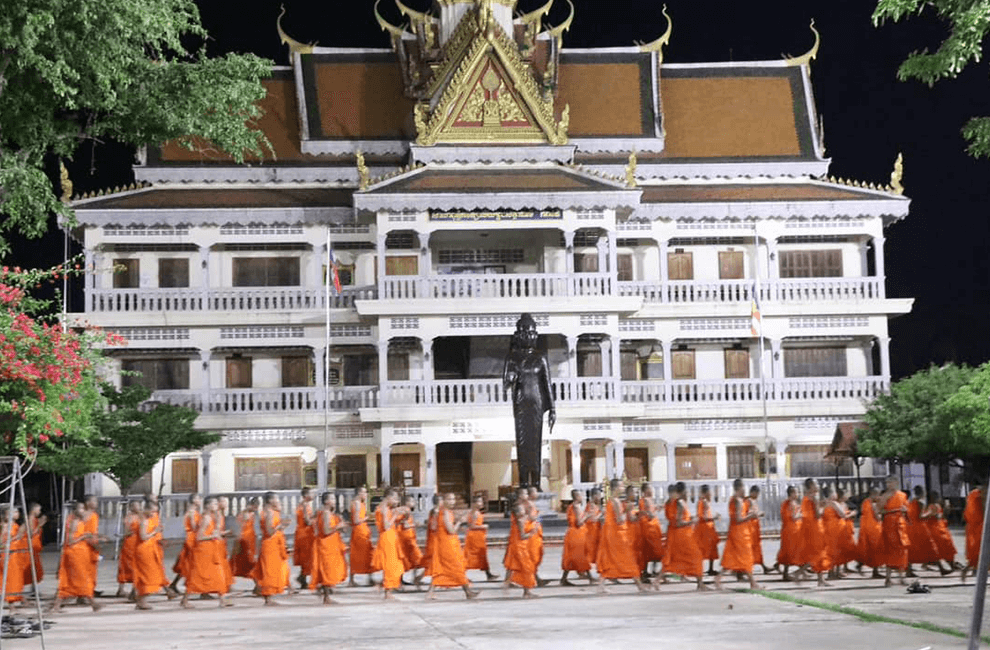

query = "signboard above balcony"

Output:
[[430, 209, 563, 222]]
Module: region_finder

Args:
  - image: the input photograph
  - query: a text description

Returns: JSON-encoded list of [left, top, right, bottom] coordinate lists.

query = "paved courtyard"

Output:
[[11, 534, 990, 650]]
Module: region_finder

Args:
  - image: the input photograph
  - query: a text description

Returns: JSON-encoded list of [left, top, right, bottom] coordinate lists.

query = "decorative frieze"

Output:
[[449, 314, 549, 329], [685, 419, 762, 431], [391, 317, 420, 330], [619, 319, 656, 333], [679, 317, 749, 331], [220, 224, 304, 236], [103, 225, 189, 237], [789, 316, 869, 329], [334, 425, 376, 440], [330, 325, 373, 338], [111, 327, 190, 341], [220, 325, 305, 339], [393, 422, 422, 437], [580, 314, 608, 327], [583, 419, 613, 432], [225, 429, 307, 442], [622, 420, 661, 434]]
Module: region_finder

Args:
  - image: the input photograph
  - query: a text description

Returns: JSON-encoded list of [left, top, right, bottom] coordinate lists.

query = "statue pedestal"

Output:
[[531, 492, 554, 516]]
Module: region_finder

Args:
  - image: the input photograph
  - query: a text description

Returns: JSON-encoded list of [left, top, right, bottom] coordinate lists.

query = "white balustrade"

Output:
[[381, 377, 618, 407], [381, 273, 610, 301], [86, 286, 375, 312], [150, 386, 379, 414], [619, 277, 884, 304]]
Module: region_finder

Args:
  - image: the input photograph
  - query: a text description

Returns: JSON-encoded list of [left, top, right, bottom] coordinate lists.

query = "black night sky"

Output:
[[11, 0, 990, 379]]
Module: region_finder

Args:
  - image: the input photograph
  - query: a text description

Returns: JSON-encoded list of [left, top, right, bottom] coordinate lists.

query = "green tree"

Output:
[[873, 0, 990, 158], [859, 364, 975, 486], [0, 0, 272, 254], [938, 361, 990, 480], [93, 383, 219, 495]]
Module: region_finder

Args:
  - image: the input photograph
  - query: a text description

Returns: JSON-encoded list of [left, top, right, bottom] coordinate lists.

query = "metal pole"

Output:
[[15, 459, 47, 649], [1, 459, 18, 647], [754, 230, 772, 499], [966, 396, 990, 649], [321, 226, 332, 493]]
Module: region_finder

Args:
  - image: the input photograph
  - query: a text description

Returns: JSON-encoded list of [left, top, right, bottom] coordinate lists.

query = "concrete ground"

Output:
[[9, 533, 990, 650]]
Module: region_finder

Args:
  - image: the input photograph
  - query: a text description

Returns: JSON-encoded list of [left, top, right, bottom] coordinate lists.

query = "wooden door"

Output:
[[624, 448, 649, 482], [226, 357, 253, 388], [390, 453, 420, 488], [667, 251, 693, 280], [437, 442, 472, 504], [671, 350, 696, 379], [724, 349, 750, 379], [718, 251, 744, 279], [171, 458, 198, 494], [335, 455, 368, 489], [617, 253, 633, 281], [675, 447, 716, 480], [580, 448, 597, 483]]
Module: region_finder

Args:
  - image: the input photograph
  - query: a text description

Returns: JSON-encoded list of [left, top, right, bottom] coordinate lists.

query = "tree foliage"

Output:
[[0, 0, 272, 255], [938, 361, 990, 462], [859, 363, 975, 463], [873, 0, 990, 158]]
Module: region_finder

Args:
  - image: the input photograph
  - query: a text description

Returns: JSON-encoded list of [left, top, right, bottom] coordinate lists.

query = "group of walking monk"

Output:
[[0, 476, 986, 613]]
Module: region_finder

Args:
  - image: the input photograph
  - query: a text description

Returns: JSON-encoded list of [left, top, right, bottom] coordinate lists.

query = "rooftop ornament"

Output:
[[638, 4, 673, 62], [783, 19, 820, 68], [277, 5, 315, 56]]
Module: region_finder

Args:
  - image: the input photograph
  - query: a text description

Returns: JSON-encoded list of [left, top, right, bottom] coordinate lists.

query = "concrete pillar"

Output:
[[381, 445, 392, 488], [424, 443, 437, 491], [604, 442, 615, 480], [770, 339, 783, 378], [419, 337, 434, 381], [84, 249, 95, 293], [614, 440, 625, 479], [367, 450, 379, 489], [775, 441, 787, 479], [199, 245, 210, 306], [596, 232, 607, 273], [665, 442, 677, 483], [570, 440, 582, 485], [316, 449, 327, 492], [564, 230, 575, 276], [767, 237, 779, 279], [607, 230, 618, 278], [201, 448, 211, 494], [610, 336, 621, 380], [420, 232, 431, 277], [879, 337, 891, 379], [859, 239, 870, 277], [599, 338, 612, 378], [661, 340, 673, 402], [199, 349, 210, 408], [315, 346, 326, 390], [658, 239, 669, 282], [873, 235, 887, 299], [376, 234, 387, 298], [715, 443, 728, 481], [377, 340, 389, 388], [566, 336, 578, 378]]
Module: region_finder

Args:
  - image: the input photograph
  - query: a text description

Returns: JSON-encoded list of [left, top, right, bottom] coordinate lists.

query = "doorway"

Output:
[[437, 442, 472, 504]]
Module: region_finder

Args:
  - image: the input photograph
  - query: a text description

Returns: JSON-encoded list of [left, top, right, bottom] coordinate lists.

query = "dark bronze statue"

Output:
[[502, 313, 555, 489]]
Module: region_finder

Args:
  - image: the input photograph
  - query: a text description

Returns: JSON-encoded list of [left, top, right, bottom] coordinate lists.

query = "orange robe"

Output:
[[370, 507, 405, 590], [293, 502, 315, 575], [695, 500, 719, 562], [57, 519, 90, 599], [2, 523, 26, 602], [857, 499, 882, 567], [398, 513, 423, 571], [24, 515, 43, 584], [83, 511, 99, 592], [430, 507, 469, 587], [596, 501, 640, 579], [748, 499, 764, 566], [117, 516, 139, 584], [965, 490, 984, 568], [249, 511, 290, 596], [527, 503, 544, 572], [503, 512, 536, 588], [309, 511, 347, 589], [584, 503, 602, 566], [926, 504, 957, 562], [133, 515, 169, 597], [799, 497, 830, 573], [824, 505, 856, 567], [720, 498, 754, 573], [349, 502, 374, 576], [423, 511, 437, 576], [665, 499, 703, 577], [172, 511, 200, 578], [776, 500, 803, 566], [625, 501, 643, 571], [906, 500, 939, 564], [639, 498, 665, 569], [185, 516, 230, 595], [880, 491, 909, 571], [561, 504, 590, 573], [229, 512, 257, 578], [463, 511, 490, 572]]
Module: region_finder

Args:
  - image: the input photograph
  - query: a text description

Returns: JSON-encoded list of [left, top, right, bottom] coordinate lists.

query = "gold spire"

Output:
[[889, 152, 904, 195], [356, 151, 370, 191], [520, 0, 554, 30], [547, 0, 574, 46], [783, 19, 819, 67], [625, 151, 638, 188], [59, 161, 73, 204], [277, 5, 315, 56], [639, 4, 672, 63], [375, 0, 406, 39]]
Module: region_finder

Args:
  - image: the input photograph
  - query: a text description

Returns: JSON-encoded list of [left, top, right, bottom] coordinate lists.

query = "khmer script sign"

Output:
[[429, 209, 563, 222]]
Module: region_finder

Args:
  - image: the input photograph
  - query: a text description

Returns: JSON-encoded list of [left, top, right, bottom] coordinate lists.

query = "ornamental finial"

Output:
[[356, 151, 370, 191], [783, 19, 819, 68], [59, 161, 73, 204], [625, 151, 638, 188], [889, 152, 904, 195]]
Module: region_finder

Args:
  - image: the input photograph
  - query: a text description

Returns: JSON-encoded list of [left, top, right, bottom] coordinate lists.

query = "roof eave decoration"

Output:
[[546, 0, 575, 47], [783, 19, 819, 68], [519, 0, 554, 33], [638, 4, 672, 63], [823, 153, 906, 197], [277, 5, 316, 56], [375, 0, 407, 40]]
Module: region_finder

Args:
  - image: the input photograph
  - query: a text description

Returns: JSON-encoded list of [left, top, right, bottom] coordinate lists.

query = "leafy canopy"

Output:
[[873, 0, 990, 158], [0, 0, 272, 255], [938, 361, 990, 461]]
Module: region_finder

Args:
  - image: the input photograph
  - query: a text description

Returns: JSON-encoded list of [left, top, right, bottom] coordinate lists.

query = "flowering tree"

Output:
[[0, 264, 117, 462]]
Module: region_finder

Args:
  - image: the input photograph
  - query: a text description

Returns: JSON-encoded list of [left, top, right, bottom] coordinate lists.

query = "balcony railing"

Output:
[[151, 386, 379, 413], [618, 277, 884, 304], [380, 377, 619, 407], [86, 286, 376, 313], [620, 376, 887, 404], [381, 273, 612, 301]]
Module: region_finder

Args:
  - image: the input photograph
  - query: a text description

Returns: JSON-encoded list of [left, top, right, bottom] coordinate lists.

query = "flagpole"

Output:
[[754, 229, 772, 499], [321, 226, 332, 494]]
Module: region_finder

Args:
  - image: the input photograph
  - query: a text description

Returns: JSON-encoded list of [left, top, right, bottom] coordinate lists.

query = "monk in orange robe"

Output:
[[250, 491, 291, 605], [426, 493, 479, 600], [133, 501, 173, 609], [879, 476, 910, 587], [83, 494, 101, 598], [623, 486, 643, 578], [796, 478, 831, 587], [371, 488, 406, 599], [293, 487, 315, 590], [23, 503, 45, 589], [715, 479, 760, 590], [423, 495, 440, 578], [857, 488, 883, 578], [398, 495, 424, 585], [230, 497, 259, 581], [310, 494, 348, 605], [962, 484, 985, 583], [52, 501, 100, 612], [748, 486, 773, 574], [116, 501, 141, 597], [170, 493, 201, 593], [0, 507, 27, 609], [905, 485, 940, 576], [924, 492, 957, 571], [180, 497, 232, 608], [775, 486, 803, 580], [348, 487, 374, 587], [526, 487, 548, 586], [584, 489, 603, 572], [639, 484, 665, 578], [561, 489, 591, 585], [503, 488, 538, 598], [464, 495, 497, 580], [823, 488, 857, 579], [695, 485, 720, 575], [597, 479, 647, 593], [662, 482, 707, 590]]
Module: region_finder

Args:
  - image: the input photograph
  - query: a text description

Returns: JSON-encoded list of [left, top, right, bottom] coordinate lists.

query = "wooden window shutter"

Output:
[[158, 258, 189, 288], [226, 357, 253, 388], [387, 351, 410, 381], [718, 251, 745, 280], [671, 350, 696, 379], [171, 458, 198, 494], [617, 254, 634, 281], [385, 255, 419, 276], [620, 350, 639, 380], [113, 259, 140, 289], [667, 252, 693, 280], [724, 349, 750, 379], [281, 356, 312, 388], [574, 253, 599, 273]]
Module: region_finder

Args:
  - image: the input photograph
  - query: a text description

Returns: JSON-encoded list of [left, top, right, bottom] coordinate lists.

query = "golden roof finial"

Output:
[[625, 151, 638, 188], [889, 152, 904, 195], [59, 160, 73, 204], [784, 19, 819, 67], [520, 0, 554, 31], [375, 0, 406, 39], [277, 5, 315, 56], [356, 151, 370, 191], [639, 4, 672, 62], [547, 0, 574, 47], [555, 104, 570, 144]]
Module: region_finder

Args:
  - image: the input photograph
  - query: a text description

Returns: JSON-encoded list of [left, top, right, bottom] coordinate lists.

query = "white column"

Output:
[[614, 439, 625, 479], [199, 246, 209, 304], [715, 443, 728, 481], [566, 336, 578, 378], [604, 442, 615, 479], [377, 340, 389, 387], [607, 230, 618, 277], [420, 232, 431, 277], [610, 336, 621, 380], [596, 233, 607, 273], [570, 440, 582, 485], [381, 445, 392, 488], [665, 442, 677, 483], [873, 236, 887, 298], [661, 340, 673, 402], [419, 337, 434, 381], [564, 230, 575, 276], [424, 443, 437, 491], [879, 337, 891, 379], [200, 448, 212, 494], [859, 239, 870, 276], [199, 350, 210, 409], [775, 440, 787, 479], [316, 449, 327, 492], [367, 451, 379, 489], [658, 239, 669, 281], [599, 338, 612, 378], [376, 234, 387, 298], [767, 237, 779, 279], [315, 346, 326, 390], [770, 339, 783, 378]]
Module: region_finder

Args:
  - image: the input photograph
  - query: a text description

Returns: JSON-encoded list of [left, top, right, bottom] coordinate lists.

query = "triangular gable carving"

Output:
[[414, 14, 568, 146]]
